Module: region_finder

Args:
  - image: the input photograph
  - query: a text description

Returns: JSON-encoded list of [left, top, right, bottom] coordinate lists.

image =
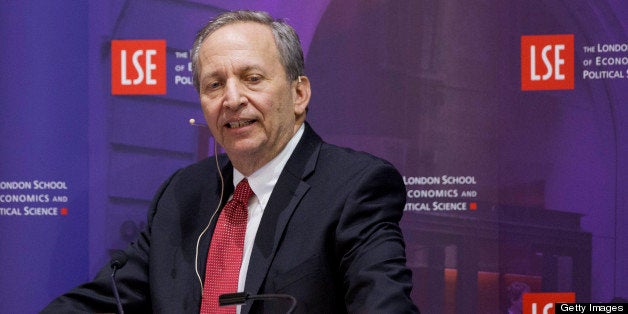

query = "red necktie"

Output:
[[200, 179, 254, 313]]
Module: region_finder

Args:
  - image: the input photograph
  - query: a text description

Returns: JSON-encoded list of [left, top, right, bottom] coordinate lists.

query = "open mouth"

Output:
[[226, 119, 255, 129]]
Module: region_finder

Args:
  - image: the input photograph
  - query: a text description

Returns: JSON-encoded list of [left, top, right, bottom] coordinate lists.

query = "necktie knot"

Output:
[[232, 179, 254, 205]]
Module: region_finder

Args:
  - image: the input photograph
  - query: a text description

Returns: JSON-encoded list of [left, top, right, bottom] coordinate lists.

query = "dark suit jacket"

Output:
[[42, 123, 419, 313]]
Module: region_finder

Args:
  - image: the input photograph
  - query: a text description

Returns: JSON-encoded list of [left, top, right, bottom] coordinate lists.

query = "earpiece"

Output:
[[189, 118, 224, 290]]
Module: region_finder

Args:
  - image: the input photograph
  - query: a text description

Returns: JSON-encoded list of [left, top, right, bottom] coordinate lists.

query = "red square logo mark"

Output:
[[522, 292, 575, 314], [111, 40, 167, 95], [521, 34, 574, 91]]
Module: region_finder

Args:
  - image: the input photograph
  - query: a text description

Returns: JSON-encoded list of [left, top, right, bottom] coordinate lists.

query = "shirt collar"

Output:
[[233, 124, 305, 208]]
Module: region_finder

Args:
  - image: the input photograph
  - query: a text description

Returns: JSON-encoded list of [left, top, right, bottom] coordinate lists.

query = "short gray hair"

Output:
[[191, 10, 305, 93]]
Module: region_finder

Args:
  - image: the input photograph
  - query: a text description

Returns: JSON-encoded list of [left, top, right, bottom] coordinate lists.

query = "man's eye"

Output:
[[246, 75, 262, 83], [207, 82, 222, 90]]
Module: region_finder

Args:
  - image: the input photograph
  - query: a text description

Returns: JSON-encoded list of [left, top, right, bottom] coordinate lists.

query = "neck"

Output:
[[231, 157, 266, 177]]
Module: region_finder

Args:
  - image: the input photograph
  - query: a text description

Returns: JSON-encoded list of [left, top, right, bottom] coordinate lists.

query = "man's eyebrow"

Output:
[[200, 70, 221, 82], [200, 65, 266, 82], [239, 65, 265, 74]]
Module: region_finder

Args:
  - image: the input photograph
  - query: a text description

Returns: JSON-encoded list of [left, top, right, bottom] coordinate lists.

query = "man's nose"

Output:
[[223, 80, 246, 110]]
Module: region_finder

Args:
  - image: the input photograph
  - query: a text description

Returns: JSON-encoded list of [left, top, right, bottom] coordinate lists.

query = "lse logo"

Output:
[[522, 292, 575, 314], [111, 40, 166, 95], [521, 34, 574, 90]]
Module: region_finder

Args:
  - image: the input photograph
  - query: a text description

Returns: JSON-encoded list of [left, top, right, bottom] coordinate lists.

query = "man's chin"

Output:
[[222, 141, 263, 158]]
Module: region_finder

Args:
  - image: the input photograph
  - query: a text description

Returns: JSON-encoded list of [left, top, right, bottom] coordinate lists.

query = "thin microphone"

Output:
[[189, 118, 209, 128], [110, 250, 128, 314], [219, 292, 297, 314]]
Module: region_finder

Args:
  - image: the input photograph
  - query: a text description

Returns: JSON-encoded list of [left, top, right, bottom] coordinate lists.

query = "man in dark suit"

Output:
[[43, 10, 418, 313]]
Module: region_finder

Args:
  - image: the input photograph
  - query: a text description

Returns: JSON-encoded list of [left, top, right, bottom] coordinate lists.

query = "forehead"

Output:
[[200, 22, 279, 62]]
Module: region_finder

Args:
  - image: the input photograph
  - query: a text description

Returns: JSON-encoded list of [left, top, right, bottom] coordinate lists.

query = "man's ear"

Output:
[[293, 76, 311, 117]]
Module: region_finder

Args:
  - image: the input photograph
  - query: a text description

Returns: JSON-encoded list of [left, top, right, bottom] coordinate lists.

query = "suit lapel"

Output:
[[242, 124, 322, 312]]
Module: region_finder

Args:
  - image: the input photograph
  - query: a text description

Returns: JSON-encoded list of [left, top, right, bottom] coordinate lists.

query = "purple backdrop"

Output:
[[1, 1, 626, 313]]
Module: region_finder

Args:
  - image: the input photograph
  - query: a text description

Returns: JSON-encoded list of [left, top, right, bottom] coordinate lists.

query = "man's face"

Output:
[[197, 22, 308, 174]]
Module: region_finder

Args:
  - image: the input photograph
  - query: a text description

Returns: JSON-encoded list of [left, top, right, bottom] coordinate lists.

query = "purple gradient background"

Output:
[[0, 1, 626, 313]]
